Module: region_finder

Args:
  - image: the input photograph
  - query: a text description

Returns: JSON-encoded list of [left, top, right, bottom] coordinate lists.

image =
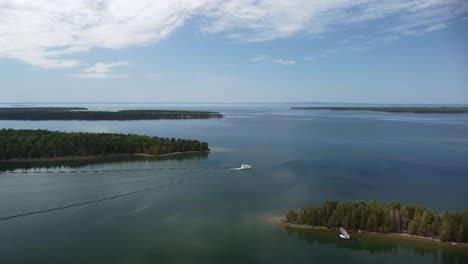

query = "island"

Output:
[[276, 200, 468, 246], [291, 106, 468, 113], [0, 129, 209, 160], [0, 107, 223, 120]]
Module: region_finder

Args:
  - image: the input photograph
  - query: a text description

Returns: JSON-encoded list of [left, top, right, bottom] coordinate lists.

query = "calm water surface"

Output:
[[0, 103, 467, 263]]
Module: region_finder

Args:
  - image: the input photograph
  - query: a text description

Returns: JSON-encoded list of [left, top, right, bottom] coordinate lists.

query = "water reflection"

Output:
[[0, 152, 209, 172], [286, 227, 468, 264]]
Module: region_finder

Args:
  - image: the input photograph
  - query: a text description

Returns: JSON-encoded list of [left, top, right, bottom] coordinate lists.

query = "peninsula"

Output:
[[291, 106, 468, 113], [0, 107, 223, 120], [0, 129, 209, 160], [279, 200, 468, 245]]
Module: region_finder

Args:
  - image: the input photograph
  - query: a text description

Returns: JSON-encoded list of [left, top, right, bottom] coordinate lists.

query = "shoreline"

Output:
[[269, 216, 468, 249], [0, 108, 223, 120], [291, 106, 468, 114], [0, 151, 208, 163]]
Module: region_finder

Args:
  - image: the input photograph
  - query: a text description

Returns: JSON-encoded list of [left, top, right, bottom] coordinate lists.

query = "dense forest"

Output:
[[0, 129, 209, 160], [291, 107, 468, 113], [0, 107, 223, 120], [285, 200, 468, 243]]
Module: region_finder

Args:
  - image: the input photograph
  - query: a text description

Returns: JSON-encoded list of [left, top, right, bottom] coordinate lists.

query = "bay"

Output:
[[0, 103, 467, 264]]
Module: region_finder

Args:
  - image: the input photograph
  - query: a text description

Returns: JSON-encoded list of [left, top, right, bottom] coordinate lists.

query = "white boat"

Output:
[[239, 164, 252, 170], [339, 227, 351, 240]]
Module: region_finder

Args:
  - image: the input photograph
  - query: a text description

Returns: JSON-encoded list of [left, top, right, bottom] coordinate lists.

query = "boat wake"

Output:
[[0, 178, 185, 222]]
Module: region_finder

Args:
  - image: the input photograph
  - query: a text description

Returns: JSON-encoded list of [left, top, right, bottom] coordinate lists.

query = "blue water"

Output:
[[0, 103, 467, 263]]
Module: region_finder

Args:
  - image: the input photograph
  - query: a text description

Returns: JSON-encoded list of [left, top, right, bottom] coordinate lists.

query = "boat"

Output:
[[339, 227, 351, 240], [239, 164, 252, 170]]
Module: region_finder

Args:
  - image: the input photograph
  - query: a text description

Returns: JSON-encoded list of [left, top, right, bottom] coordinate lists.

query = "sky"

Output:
[[1, 0, 467, 104]]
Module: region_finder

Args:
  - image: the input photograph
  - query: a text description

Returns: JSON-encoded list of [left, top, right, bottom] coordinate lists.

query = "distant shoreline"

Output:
[[0, 107, 223, 120], [291, 106, 468, 114], [269, 217, 468, 248]]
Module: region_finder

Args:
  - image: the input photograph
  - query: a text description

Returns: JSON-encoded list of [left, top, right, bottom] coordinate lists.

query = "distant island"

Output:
[[0, 107, 223, 120], [277, 200, 468, 245], [291, 106, 468, 113], [0, 129, 209, 160]]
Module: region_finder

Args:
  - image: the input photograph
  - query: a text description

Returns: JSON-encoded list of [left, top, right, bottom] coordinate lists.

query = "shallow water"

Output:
[[0, 103, 467, 263]]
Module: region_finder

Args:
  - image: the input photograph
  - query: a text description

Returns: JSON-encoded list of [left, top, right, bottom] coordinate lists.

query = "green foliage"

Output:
[[0, 129, 209, 160], [286, 209, 298, 223], [285, 200, 468, 243]]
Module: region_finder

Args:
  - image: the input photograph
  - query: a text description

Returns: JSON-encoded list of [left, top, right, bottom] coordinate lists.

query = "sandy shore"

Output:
[[269, 216, 468, 248]]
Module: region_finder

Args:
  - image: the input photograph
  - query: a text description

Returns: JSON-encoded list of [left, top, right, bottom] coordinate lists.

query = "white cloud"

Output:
[[68, 73, 128, 79], [203, 0, 467, 41], [69, 60, 130, 78], [0, 0, 466, 68], [273, 59, 296, 65], [252, 54, 296, 66], [83, 61, 130, 74], [251, 54, 271, 62], [425, 23, 448, 32]]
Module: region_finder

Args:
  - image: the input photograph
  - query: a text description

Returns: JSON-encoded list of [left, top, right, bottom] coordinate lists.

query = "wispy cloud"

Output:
[[68, 73, 128, 79], [425, 23, 448, 33], [69, 61, 130, 78], [251, 54, 271, 62], [273, 59, 296, 65], [303, 34, 404, 61], [83, 61, 130, 74], [0, 1, 466, 68], [252, 54, 296, 66]]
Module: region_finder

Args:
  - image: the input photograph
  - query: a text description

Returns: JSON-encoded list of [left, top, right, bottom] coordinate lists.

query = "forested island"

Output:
[[282, 200, 468, 244], [291, 106, 468, 113], [0, 129, 209, 160], [0, 107, 223, 120]]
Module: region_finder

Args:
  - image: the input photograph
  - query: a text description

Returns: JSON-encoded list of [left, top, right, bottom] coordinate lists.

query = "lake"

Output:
[[0, 103, 467, 264]]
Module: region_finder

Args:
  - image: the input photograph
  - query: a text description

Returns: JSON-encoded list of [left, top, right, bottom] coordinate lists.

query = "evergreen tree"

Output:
[[284, 200, 468, 243]]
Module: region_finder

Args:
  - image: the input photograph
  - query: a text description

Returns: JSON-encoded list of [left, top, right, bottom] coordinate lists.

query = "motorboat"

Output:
[[339, 227, 350, 240], [239, 164, 252, 170]]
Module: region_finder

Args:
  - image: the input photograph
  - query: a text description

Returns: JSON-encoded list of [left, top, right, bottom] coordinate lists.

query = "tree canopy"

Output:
[[285, 200, 468, 243], [0, 129, 209, 160]]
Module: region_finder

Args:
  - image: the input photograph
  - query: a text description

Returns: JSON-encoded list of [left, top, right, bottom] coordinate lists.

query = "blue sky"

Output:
[[1, 1, 467, 104]]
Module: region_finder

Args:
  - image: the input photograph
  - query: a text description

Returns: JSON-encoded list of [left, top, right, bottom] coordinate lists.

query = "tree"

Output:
[[286, 209, 298, 223], [283, 200, 468, 242], [456, 222, 465, 242], [440, 212, 456, 242], [0, 129, 209, 160]]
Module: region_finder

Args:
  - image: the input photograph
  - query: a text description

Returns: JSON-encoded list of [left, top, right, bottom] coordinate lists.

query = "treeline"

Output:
[[0, 129, 209, 160], [0, 108, 223, 120], [285, 200, 468, 243], [0, 107, 87, 112]]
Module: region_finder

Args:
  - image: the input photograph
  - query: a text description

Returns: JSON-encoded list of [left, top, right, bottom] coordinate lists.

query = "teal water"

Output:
[[0, 103, 467, 263]]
